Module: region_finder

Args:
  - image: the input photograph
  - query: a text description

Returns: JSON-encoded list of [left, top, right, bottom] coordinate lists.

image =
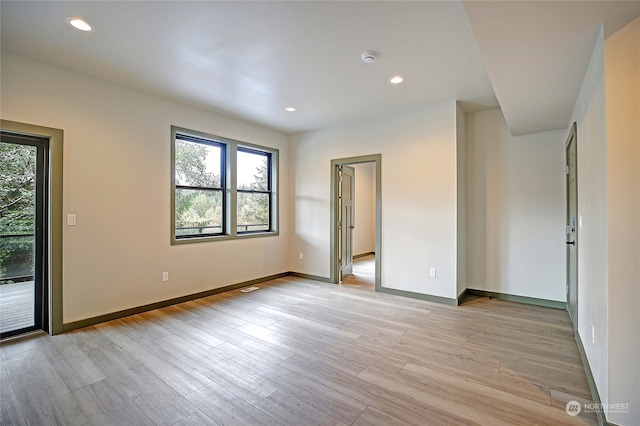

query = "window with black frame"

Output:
[[237, 148, 271, 233], [174, 134, 226, 238], [171, 127, 278, 243]]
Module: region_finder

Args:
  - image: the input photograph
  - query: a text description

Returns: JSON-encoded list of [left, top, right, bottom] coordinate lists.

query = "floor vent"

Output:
[[240, 286, 260, 293]]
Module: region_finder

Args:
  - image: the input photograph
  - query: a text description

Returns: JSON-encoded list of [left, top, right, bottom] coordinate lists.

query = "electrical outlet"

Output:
[[299, 252, 304, 260], [67, 214, 77, 226], [162, 272, 169, 282], [591, 324, 595, 344], [429, 268, 436, 278]]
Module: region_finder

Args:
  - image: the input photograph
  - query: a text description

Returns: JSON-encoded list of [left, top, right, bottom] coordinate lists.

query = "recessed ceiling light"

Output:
[[284, 107, 296, 112], [66, 17, 92, 32], [388, 76, 404, 84]]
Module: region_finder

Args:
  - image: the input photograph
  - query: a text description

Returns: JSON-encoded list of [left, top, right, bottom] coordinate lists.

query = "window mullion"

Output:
[[228, 143, 237, 237]]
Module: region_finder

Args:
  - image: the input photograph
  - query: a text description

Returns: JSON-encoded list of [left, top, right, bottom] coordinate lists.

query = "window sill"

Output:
[[236, 230, 279, 239], [171, 230, 279, 245]]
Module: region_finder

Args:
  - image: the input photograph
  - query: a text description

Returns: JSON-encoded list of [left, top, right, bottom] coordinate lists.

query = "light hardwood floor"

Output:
[[342, 254, 375, 292], [0, 256, 596, 425]]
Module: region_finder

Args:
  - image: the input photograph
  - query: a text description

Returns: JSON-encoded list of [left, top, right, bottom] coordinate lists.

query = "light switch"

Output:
[[67, 214, 77, 226]]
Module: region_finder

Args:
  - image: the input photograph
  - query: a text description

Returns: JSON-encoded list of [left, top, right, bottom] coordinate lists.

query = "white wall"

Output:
[[569, 28, 610, 410], [291, 101, 460, 299], [352, 162, 375, 256], [604, 17, 639, 426], [466, 108, 566, 301], [1, 53, 291, 323], [569, 20, 640, 425]]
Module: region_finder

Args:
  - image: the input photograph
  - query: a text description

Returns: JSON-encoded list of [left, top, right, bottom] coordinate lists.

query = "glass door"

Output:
[[0, 132, 48, 338]]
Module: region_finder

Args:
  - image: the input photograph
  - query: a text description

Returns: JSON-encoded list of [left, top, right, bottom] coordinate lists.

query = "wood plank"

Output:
[[113, 314, 172, 342], [188, 317, 295, 364], [255, 306, 361, 341], [0, 393, 27, 426], [498, 357, 591, 399], [142, 310, 225, 350], [3, 349, 87, 425], [210, 343, 367, 425], [352, 406, 411, 426], [108, 332, 212, 396], [278, 354, 472, 426], [0, 357, 14, 398], [196, 354, 277, 404], [255, 390, 348, 426], [155, 303, 206, 322], [72, 379, 156, 426], [0, 333, 48, 358], [352, 334, 500, 377], [65, 325, 114, 352], [172, 410, 221, 426], [357, 366, 527, 426], [189, 299, 249, 328], [152, 334, 213, 368], [397, 363, 565, 424], [466, 332, 582, 364], [185, 380, 281, 426], [204, 298, 279, 328], [86, 344, 197, 425], [401, 362, 551, 406], [236, 322, 366, 376], [37, 334, 106, 392]]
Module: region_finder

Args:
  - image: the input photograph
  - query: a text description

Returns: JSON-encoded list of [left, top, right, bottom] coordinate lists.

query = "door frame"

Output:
[[0, 132, 48, 337], [330, 154, 381, 290], [565, 122, 578, 329], [1, 120, 64, 336], [338, 165, 355, 280]]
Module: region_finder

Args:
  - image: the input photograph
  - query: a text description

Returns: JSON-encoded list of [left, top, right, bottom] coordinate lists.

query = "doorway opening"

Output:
[[0, 131, 49, 338], [342, 254, 375, 291], [0, 120, 64, 338], [330, 154, 381, 291]]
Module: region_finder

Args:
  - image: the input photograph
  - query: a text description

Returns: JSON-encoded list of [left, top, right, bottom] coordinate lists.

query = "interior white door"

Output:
[[339, 165, 355, 280]]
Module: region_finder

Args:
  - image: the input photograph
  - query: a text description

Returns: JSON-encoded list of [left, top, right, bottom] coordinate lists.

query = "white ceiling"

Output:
[[1, 1, 638, 135], [464, 0, 640, 135]]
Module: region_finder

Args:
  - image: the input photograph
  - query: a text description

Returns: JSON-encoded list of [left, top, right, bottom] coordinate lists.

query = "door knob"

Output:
[[566, 241, 575, 245]]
